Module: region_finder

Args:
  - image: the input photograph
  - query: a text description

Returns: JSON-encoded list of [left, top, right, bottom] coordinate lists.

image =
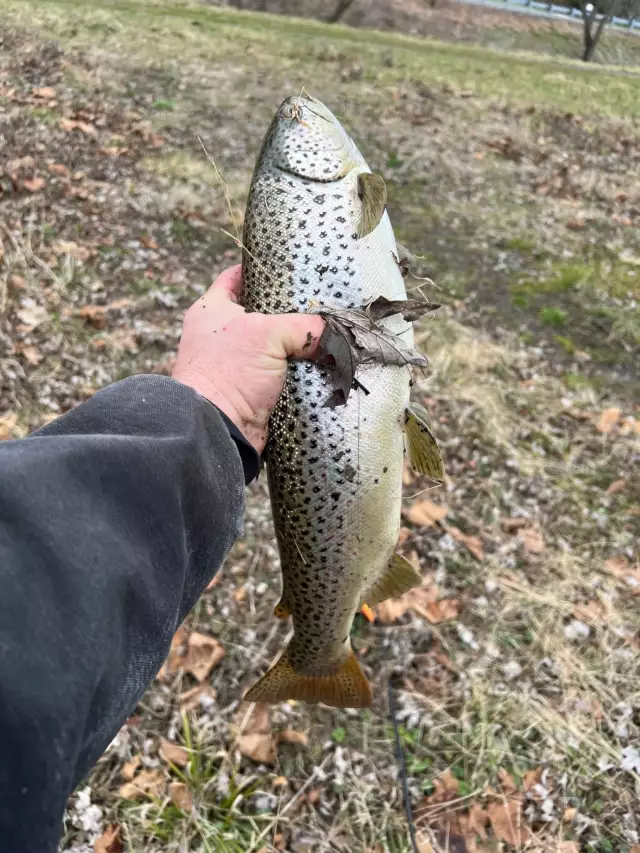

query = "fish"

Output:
[[241, 94, 443, 708]]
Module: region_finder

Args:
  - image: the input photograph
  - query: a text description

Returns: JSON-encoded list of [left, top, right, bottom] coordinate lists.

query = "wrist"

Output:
[[172, 368, 266, 454]]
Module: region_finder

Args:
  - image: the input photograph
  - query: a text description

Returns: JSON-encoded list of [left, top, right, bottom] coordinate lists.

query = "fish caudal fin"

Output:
[[357, 173, 387, 238], [404, 403, 445, 482], [244, 648, 373, 708], [362, 553, 423, 606]]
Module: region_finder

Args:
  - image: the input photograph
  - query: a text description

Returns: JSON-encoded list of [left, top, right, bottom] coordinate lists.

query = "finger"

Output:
[[267, 314, 326, 360], [209, 264, 243, 303]]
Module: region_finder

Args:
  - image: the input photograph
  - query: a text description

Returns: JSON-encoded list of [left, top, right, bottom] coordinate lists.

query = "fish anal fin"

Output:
[[273, 599, 291, 619], [405, 403, 445, 481], [244, 648, 372, 708], [362, 553, 422, 606], [357, 173, 387, 238]]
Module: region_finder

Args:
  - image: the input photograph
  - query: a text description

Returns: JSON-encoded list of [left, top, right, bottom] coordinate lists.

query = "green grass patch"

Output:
[[539, 305, 568, 326]]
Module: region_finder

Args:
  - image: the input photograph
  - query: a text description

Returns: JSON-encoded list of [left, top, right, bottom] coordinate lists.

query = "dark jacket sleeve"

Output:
[[0, 374, 258, 852]]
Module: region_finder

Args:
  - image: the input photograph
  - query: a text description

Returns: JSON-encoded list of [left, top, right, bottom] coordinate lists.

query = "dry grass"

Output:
[[1, 1, 638, 851]]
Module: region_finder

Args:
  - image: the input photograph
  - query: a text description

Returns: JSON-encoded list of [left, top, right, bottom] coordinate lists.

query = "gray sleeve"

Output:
[[0, 374, 253, 852]]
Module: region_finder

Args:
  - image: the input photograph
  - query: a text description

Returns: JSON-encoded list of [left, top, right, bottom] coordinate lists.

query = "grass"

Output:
[[2, 0, 640, 117], [1, 1, 639, 851]]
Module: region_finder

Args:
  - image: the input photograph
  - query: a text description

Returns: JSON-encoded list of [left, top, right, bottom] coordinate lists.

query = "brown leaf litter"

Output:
[[94, 825, 123, 853]]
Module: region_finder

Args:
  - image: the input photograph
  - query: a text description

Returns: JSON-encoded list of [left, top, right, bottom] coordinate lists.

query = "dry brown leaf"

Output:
[[234, 701, 271, 735], [595, 407, 621, 434], [518, 526, 545, 556], [21, 344, 43, 366], [498, 768, 517, 794], [182, 632, 225, 681], [467, 803, 489, 838], [606, 478, 626, 495], [486, 797, 529, 846], [94, 825, 123, 853], [604, 556, 640, 591], [0, 413, 19, 441], [375, 579, 438, 624], [33, 86, 56, 99], [434, 768, 459, 795], [119, 769, 167, 801], [501, 517, 529, 532], [169, 781, 193, 813], [557, 843, 580, 853], [120, 755, 141, 782], [179, 682, 216, 711], [277, 729, 308, 747], [404, 499, 449, 527], [159, 737, 189, 767], [423, 598, 459, 624], [60, 118, 97, 136], [446, 525, 485, 561], [573, 600, 604, 622], [522, 766, 543, 793], [23, 177, 46, 192], [629, 846, 640, 853], [53, 240, 92, 262], [238, 732, 276, 765]]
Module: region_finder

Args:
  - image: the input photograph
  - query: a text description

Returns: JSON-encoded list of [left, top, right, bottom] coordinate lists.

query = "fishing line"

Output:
[[387, 675, 420, 853]]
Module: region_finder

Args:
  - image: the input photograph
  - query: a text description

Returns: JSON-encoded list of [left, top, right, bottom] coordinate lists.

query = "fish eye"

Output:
[[280, 102, 305, 122]]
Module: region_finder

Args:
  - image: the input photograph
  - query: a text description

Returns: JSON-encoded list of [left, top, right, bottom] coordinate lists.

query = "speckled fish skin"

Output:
[[242, 95, 414, 707]]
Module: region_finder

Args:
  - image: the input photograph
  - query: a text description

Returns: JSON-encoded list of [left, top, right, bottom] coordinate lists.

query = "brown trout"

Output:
[[241, 95, 443, 708]]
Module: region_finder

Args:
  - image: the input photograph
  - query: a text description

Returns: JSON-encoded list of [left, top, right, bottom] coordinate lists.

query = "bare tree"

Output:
[[579, 0, 622, 60], [327, 0, 356, 23]]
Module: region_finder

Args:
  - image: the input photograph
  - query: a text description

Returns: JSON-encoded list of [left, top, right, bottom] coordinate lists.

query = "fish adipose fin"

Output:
[[245, 647, 372, 708], [404, 403, 445, 481], [273, 598, 291, 619], [362, 553, 422, 606], [357, 173, 387, 238]]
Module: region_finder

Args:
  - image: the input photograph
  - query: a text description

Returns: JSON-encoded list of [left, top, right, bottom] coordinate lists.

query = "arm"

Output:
[[0, 266, 324, 851], [0, 374, 252, 850]]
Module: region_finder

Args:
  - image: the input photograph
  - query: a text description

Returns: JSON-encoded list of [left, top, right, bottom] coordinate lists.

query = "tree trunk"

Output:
[[327, 0, 355, 23]]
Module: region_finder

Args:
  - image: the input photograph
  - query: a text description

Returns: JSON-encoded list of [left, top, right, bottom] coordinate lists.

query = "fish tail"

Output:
[[244, 645, 372, 709]]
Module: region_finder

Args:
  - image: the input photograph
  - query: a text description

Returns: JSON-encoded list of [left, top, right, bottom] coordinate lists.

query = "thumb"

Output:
[[266, 313, 326, 360]]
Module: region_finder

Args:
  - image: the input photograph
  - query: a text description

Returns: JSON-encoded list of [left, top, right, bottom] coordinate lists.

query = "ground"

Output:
[[0, 1, 639, 852]]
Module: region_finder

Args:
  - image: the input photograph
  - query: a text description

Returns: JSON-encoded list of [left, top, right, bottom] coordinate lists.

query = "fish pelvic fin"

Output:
[[357, 172, 387, 238], [404, 403, 445, 482], [362, 553, 422, 606], [244, 647, 372, 709]]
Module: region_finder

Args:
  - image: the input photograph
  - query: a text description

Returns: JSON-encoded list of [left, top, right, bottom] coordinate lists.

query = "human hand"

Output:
[[172, 265, 325, 454]]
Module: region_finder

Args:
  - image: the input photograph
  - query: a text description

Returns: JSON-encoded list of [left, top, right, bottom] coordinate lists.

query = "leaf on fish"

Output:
[[314, 305, 429, 407], [366, 295, 440, 323]]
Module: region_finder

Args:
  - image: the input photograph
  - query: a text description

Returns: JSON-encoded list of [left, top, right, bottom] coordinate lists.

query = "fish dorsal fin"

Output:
[[244, 646, 372, 708], [357, 172, 387, 238], [405, 403, 445, 482], [361, 553, 422, 607]]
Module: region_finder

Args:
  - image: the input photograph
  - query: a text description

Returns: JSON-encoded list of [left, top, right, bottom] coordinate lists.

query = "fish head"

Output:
[[260, 95, 363, 181]]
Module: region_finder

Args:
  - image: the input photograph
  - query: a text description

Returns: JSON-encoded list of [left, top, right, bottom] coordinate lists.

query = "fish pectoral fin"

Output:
[[244, 647, 372, 708], [273, 599, 291, 619], [404, 403, 445, 482], [362, 553, 423, 606], [357, 173, 387, 238]]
